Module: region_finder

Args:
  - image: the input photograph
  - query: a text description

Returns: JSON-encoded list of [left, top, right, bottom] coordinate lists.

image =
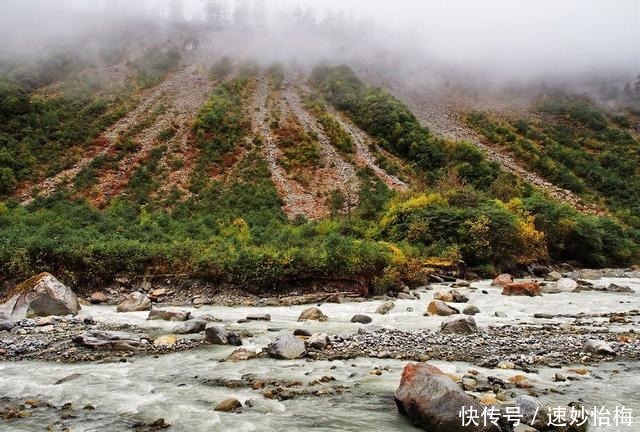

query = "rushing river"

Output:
[[1, 278, 639, 431]]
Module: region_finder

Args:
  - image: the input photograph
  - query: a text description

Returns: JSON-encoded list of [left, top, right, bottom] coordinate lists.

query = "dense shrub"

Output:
[[312, 65, 446, 173], [467, 97, 640, 223]]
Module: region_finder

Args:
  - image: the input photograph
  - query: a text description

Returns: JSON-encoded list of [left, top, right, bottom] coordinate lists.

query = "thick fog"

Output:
[[1, 0, 638, 87]]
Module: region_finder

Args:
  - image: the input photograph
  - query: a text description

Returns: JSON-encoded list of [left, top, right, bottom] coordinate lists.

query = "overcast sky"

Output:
[[1, 0, 638, 82]]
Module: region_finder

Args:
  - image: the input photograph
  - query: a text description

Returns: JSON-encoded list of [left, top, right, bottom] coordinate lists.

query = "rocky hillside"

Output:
[[0, 37, 638, 291]]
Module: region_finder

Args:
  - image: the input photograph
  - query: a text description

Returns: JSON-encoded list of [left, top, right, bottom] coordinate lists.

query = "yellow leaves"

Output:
[[221, 218, 251, 244], [505, 197, 524, 214], [380, 193, 447, 228], [379, 242, 406, 265], [464, 214, 491, 259], [514, 214, 548, 264]]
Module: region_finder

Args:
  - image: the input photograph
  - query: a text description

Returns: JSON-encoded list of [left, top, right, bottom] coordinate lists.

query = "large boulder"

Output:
[[116, 292, 152, 312], [491, 274, 513, 287], [147, 309, 191, 322], [502, 281, 541, 297], [556, 278, 578, 292], [394, 363, 498, 432], [73, 330, 150, 351], [298, 307, 327, 321], [424, 300, 459, 316], [0, 273, 80, 320], [267, 334, 306, 359], [440, 316, 478, 334]]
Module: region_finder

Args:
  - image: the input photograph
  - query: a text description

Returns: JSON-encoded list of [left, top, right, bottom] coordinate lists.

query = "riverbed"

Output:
[[1, 277, 638, 431]]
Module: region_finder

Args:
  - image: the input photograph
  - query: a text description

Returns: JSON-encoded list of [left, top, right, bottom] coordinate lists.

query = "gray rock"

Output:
[[246, 313, 271, 321], [298, 307, 327, 321], [440, 316, 478, 334], [494, 311, 507, 318], [607, 283, 634, 293], [73, 330, 150, 351], [452, 280, 471, 288], [147, 309, 191, 322], [450, 290, 469, 303], [357, 325, 382, 335], [397, 292, 416, 300], [556, 278, 578, 292], [116, 292, 151, 312], [585, 339, 616, 356], [55, 373, 82, 385], [173, 319, 207, 334], [513, 424, 539, 432], [227, 333, 242, 346], [394, 363, 498, 432], [461, 377, 477, 390], [0, 272, 81, 319], [204, 325, 228, 345], [0, 321, 13, 331], [554, 373, 566, 382], [306, 333, 329, 349], [515, 395, 546, 430], [350, 314, 372, 324], [545, 271, 563, 281], [293, 329, 311, 337], [534, 313, 553, 319], [375, 301, 395, 315], [463, 305, 480, 316], [541, 285, 561, 294], [267, 334, 306, 359]]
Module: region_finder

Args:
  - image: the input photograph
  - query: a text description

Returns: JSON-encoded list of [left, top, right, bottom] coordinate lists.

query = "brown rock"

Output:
[[425, 300, 459, 316], [147, 309, 191, 322], [394, 363, 498, 432], [434, 291, 454, 302], [117, 292, 152, 312], [298, 307, 327, 321], [150, 288, 168, 297], [214, 398, 242, 412], [502, 281, 541, 297], [89, 292, 108, 304], [491, 273, 513, 287]]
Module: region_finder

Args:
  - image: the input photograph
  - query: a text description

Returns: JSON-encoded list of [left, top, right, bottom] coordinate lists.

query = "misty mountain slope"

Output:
[[329, 110, 408, 191], [18, 54, 211, 206], [467, 96, 640, 224], [88, 62, 211, 206], [282, 80, 360, 213], [371, 77, 600, 213], [250, 75, 330, 219]]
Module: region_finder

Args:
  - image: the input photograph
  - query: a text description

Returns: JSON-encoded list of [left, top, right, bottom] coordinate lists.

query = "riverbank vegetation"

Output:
[[0, 63, 638, 291]]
